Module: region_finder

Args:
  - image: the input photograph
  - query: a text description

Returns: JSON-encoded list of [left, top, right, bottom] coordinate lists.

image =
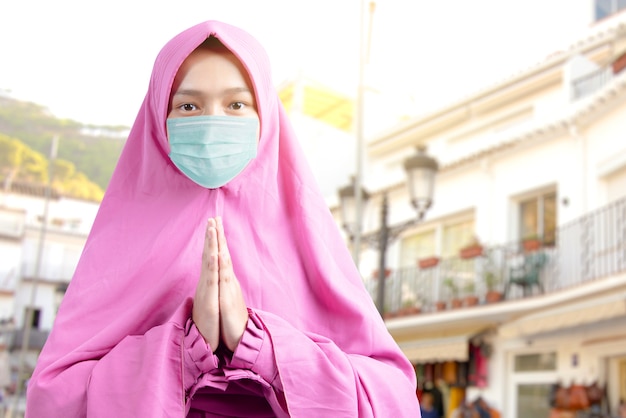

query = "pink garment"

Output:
[[26, 20, 420, 417], [469, 343, 488, 389]]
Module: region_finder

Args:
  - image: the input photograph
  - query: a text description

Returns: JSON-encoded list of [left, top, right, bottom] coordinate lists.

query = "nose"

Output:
[[203, 101, 224, 116]]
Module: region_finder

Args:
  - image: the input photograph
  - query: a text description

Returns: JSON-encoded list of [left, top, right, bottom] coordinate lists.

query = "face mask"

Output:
[[167, 115, 259, 189]]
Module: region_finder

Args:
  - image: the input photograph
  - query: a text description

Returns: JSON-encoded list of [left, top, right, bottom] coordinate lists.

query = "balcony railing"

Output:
[[571, 67, 613, 100], [20, 261, 77, 283], [368, 196, 626, 317]]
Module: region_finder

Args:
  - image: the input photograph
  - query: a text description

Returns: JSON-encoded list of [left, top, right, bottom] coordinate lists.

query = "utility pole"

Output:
[[9, 135, 58, 418], [353, 0, 376, 265]]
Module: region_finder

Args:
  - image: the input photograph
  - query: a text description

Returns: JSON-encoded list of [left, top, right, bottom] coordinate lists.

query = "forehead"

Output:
[[176, 48, 249, 82], [174, 48, 252, 89]]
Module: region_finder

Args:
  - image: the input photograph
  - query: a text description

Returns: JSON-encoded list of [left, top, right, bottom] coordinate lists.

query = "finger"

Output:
[[215, 216, 228, 256], [192, 218, 220, 351], [215, 217, 248, 351], [219, 251, 248, 352], [215, 216, 233, 281]]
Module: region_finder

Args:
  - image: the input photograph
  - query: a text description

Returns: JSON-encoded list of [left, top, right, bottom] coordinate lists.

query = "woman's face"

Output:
[[168, 46, 259, 123]]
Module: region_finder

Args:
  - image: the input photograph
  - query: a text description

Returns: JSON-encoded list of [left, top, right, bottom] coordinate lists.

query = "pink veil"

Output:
[[26, 20, 420, 417]]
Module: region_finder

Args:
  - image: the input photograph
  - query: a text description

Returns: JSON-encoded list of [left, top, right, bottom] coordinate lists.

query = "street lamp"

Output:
[[404, 146, 439, 217], [338, 177, 370, 240], [338, 146, 438, 316]]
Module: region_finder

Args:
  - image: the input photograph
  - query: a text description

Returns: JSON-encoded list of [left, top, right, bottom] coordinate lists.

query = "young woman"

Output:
[[26, 21, 420, 417]]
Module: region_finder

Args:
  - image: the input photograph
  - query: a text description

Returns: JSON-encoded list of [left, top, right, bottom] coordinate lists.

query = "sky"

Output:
[[0, 0, 591, 130]]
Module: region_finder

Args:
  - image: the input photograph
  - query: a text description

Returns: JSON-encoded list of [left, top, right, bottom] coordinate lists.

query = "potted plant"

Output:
[[435, 300, 447, 311], [382, 311, 398, 320], [371, 268, 392, 279], [443, 277, 463, 309], [382, 304, 397, 319], [418, 256, 440, 269], [463, 281, 479, 307], [460, 236, 484, 259], [484, 270, 504, 303], [398, 296, 422, 316], [522, 234, 542, 252]]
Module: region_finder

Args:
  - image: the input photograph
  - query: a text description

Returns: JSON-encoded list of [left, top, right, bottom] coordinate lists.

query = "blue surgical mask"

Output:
[[167, 115, 259, 189]]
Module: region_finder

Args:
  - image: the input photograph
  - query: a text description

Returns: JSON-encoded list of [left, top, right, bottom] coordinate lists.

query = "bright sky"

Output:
[[0, 0, 589, 130]]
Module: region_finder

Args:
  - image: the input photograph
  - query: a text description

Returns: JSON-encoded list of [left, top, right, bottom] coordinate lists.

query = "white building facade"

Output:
[[0, 181, 98, 393], [336, 7, 626, 418]]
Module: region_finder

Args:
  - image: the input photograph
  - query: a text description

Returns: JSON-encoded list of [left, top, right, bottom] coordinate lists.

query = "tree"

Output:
[[0, 134, 26, 190]]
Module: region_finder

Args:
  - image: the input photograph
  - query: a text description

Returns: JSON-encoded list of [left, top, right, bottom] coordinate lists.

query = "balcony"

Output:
[[571, 66, 613, 100], [369, 196, 626, 318]]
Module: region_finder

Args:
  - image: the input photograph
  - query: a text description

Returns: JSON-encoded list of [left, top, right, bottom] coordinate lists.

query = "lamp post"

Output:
[[338, 146, 438, 316]]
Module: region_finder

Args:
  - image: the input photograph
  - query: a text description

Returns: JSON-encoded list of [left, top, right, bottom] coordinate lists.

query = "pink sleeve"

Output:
[[26, 300, 220, 418], [183, 318, 220, 394], [26, 321, 188, 418], [87, 321, 190, 417], [248, 311, 421, 418], [230, 309, 281, 390], [28, 319, 220, 418]]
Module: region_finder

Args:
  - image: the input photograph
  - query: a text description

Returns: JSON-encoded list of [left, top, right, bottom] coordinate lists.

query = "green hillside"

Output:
[[0, 95, 128, 201]]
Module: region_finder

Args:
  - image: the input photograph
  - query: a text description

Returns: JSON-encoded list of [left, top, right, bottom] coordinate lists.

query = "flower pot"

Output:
[[418, 256, 440, 269], [450, 298, 463, 309], [435, 301, 447, 311], [464, 295, 479, 307], [485, 290, 503, 303], [460, 244, 483, 259], [383, 310, 398, 319], [522, 239, 541, 252], [371, 268, 392, 279], [399, 306, 421, 316]]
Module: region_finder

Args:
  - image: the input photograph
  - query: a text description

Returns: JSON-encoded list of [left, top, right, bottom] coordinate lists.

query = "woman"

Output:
[[26, 20, 420, 417]]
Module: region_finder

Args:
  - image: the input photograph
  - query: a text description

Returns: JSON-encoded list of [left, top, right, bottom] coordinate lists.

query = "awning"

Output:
[[499, 292, 626, 338], [397, 325, 491, 363], [399, 335, 471, 363]]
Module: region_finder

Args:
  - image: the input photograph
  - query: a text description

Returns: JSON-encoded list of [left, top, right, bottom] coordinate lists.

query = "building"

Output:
[[0, 180, 98, 399], [335, 7, 626, 418]]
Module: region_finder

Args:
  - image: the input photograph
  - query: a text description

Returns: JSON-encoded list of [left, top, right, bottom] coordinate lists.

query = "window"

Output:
[[516, 383, 553, 418], [519, 192, 557, 245], [606, 165, 626, 203], [442, 219, 475, 257], [399, 230, 435, 267], [514, 352, 557, 372], [397, 211, 476, 274], [595, 0, 626, 21], [24, 307, 41, 329], [510, 351, 558, 418], [398, 216, 475, 266]]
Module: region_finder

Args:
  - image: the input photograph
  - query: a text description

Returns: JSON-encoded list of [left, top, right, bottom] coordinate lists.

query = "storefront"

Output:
[[496, 291, 626, 418], [389, 285, 626, 418]]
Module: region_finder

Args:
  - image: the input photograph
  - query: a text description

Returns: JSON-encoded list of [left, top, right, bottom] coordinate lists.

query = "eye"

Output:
[[229, 101, 246, 110], [180, 103, 197, 112]]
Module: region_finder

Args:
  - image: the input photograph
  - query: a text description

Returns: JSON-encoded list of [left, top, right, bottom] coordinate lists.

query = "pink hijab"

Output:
[[26, 21, 420, 417]]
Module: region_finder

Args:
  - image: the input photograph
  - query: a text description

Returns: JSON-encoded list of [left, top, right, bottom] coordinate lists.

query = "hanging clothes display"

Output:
[[456, 361, 468, 387], [443, 361, 458, 385], [447, 387, 466, 418], [468, 342, 488, 388], [434, 362, 444, 382], [425, 362, 435, 383]]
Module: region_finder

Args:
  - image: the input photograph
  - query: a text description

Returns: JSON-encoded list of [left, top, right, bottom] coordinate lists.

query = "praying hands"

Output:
[[192, 217, 249, 352]]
